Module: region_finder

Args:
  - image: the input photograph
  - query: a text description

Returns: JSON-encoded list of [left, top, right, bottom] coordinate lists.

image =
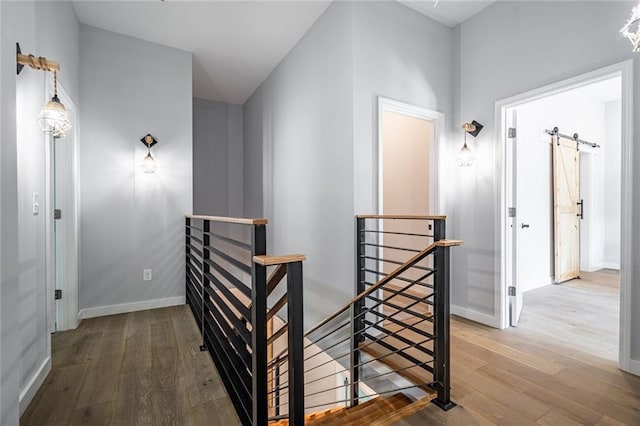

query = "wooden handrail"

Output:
[[254, 254, 306, 266], [248, 264, 287, 310], [305, 242, 438, 336], [185, 214, 268, 225], [435, 239, 463, 247], [355, 215, 446, 220], [268, 237, 464, 365]]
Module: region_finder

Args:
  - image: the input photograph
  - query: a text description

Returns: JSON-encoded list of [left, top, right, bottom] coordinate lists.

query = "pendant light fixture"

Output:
[[16, 43, 72, 137], [458, 121, 483, 167], [37, 70, 72, 137], [620, 2, 640, 52]]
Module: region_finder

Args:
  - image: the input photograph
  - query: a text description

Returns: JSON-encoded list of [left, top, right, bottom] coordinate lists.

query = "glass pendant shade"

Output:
[[37, 95, 71, 137], [458, 142, 474, 167], [621, 3, 640, 52], [142, 150, 157, 174]]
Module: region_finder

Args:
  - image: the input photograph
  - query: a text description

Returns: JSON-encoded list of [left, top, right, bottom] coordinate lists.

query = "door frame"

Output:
[[495, 60, 634, 373], [44, 80, 79, 332], [377, 96, 443, 215]]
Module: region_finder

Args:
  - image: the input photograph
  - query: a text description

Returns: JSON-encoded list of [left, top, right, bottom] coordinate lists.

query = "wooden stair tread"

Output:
[[269, 393, 416, 426]]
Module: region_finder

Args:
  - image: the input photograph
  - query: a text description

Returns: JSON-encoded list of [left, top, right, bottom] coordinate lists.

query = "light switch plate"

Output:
[[32, 193, 40, 215], [143, 269, 152, 281]]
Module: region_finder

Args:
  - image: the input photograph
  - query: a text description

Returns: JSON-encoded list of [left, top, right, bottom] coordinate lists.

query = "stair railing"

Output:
[[268, 215, 461, 419], [184, 215, 306, 426]]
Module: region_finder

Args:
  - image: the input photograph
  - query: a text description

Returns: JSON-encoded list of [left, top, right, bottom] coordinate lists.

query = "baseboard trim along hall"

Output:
[[19, 357, 51, 416], [451, 304, 501, 328], [77, 296, 185, 320]]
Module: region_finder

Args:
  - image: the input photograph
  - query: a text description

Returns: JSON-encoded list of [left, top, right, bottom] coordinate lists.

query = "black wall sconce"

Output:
[[140, 133, 158, 174], [458, 120, 483, 167]]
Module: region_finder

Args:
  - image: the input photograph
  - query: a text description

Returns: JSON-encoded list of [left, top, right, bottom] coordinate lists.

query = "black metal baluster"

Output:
[[199, 220, 210, 351], [287, 261, 304, 425], [251, 224, 268, 425], [185, 217, 191, 307], [350, 217, 366, 407], [432, 242, 455, 410]]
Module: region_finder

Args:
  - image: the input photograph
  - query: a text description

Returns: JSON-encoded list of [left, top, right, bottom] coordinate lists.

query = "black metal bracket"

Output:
[[16, 43, 24, 75], [140, 134, 158, 148], [467, 120, 483, 137], [199, 344, 207, 352]]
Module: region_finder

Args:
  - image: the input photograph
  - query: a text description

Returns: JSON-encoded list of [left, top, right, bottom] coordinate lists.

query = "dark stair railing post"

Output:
[[350, 217, 366, 407], [185, 217, 191, 297], [433, 218, 445, 243], [200, 219, 210, 351], [433, 241, 456, 411], [251, 224, 268, 425], [287, 261, 305, 425]]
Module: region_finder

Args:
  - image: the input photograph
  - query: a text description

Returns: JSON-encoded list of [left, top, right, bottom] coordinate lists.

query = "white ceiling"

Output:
[[71, 0, 497, 104], [72, 1, 332, 104], [398, 0, 497, 27]]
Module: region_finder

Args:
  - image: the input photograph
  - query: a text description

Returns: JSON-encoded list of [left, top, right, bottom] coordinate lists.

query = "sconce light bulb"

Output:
[[143, 150, 157, 174], [458, 142, 475, 167], [37, 94, 71, 137]]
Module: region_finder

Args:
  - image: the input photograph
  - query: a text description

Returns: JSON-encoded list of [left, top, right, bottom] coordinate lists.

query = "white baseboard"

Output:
[[600, 263, 620, 271], [583, 263, 620, 272], [451, 304, 502, 329], [19, 357, 51, 416], [77, 296, 185, 320], [627, 359, 640, 376]]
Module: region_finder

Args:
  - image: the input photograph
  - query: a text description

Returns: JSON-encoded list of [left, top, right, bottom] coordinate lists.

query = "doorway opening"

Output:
[[497, 61, 633, 371], [377, 97, 442, 312], [45, 79, 79, 333]]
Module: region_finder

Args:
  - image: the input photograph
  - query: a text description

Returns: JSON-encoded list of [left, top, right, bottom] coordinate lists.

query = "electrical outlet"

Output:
[[143, 269, 152, 281]]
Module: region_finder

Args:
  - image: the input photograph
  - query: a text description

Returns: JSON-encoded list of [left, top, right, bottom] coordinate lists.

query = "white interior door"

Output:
[[506, 109, 523, 327], [553, 134, 581, 283]]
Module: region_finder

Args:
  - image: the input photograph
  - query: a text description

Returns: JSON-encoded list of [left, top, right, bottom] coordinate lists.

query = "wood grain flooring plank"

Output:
[[596, 415, 629, 426], [173, 305, 228, 407], [69, 401, 114, 426], [75, 313, 127, 409], [190, 397, 241, 425], [21, 363, 88, 426], [150, 318, 191, 425], [112, 368, 155, 426], [121, 309, 152, 373], [457, 391, 539, 426], [478, 362, 603, 425], [535, 409, 586, 426]]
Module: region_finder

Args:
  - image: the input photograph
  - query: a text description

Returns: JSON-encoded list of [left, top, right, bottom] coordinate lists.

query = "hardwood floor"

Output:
[[21, 305, 240, 426], [22, 271, 640, 425], [401, 269, 640, 425]]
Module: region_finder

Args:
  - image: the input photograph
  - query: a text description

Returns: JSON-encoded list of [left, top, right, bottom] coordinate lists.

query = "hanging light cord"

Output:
[[53, 70, 58, 98]]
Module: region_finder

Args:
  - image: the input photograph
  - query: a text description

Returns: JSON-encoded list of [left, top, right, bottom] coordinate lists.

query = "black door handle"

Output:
[[521, 223, 530, 229], [577, 199, 584, 220]]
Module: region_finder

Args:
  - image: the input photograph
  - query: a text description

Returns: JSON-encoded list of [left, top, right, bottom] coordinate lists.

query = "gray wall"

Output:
[[243, 1, 455, 327], [453, 1, 640, 359], [242, 88, 264, 218], [352, 1, 454, 215], [1, 3, 21, 423], [193, 98, 243, 217], [79, 25, 192, 311], [244, 2, 355, 327], [1, 1, 80, 421]]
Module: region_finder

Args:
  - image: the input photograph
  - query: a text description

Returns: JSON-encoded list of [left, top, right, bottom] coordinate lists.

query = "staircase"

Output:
[[184, 214, 462, 425]]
